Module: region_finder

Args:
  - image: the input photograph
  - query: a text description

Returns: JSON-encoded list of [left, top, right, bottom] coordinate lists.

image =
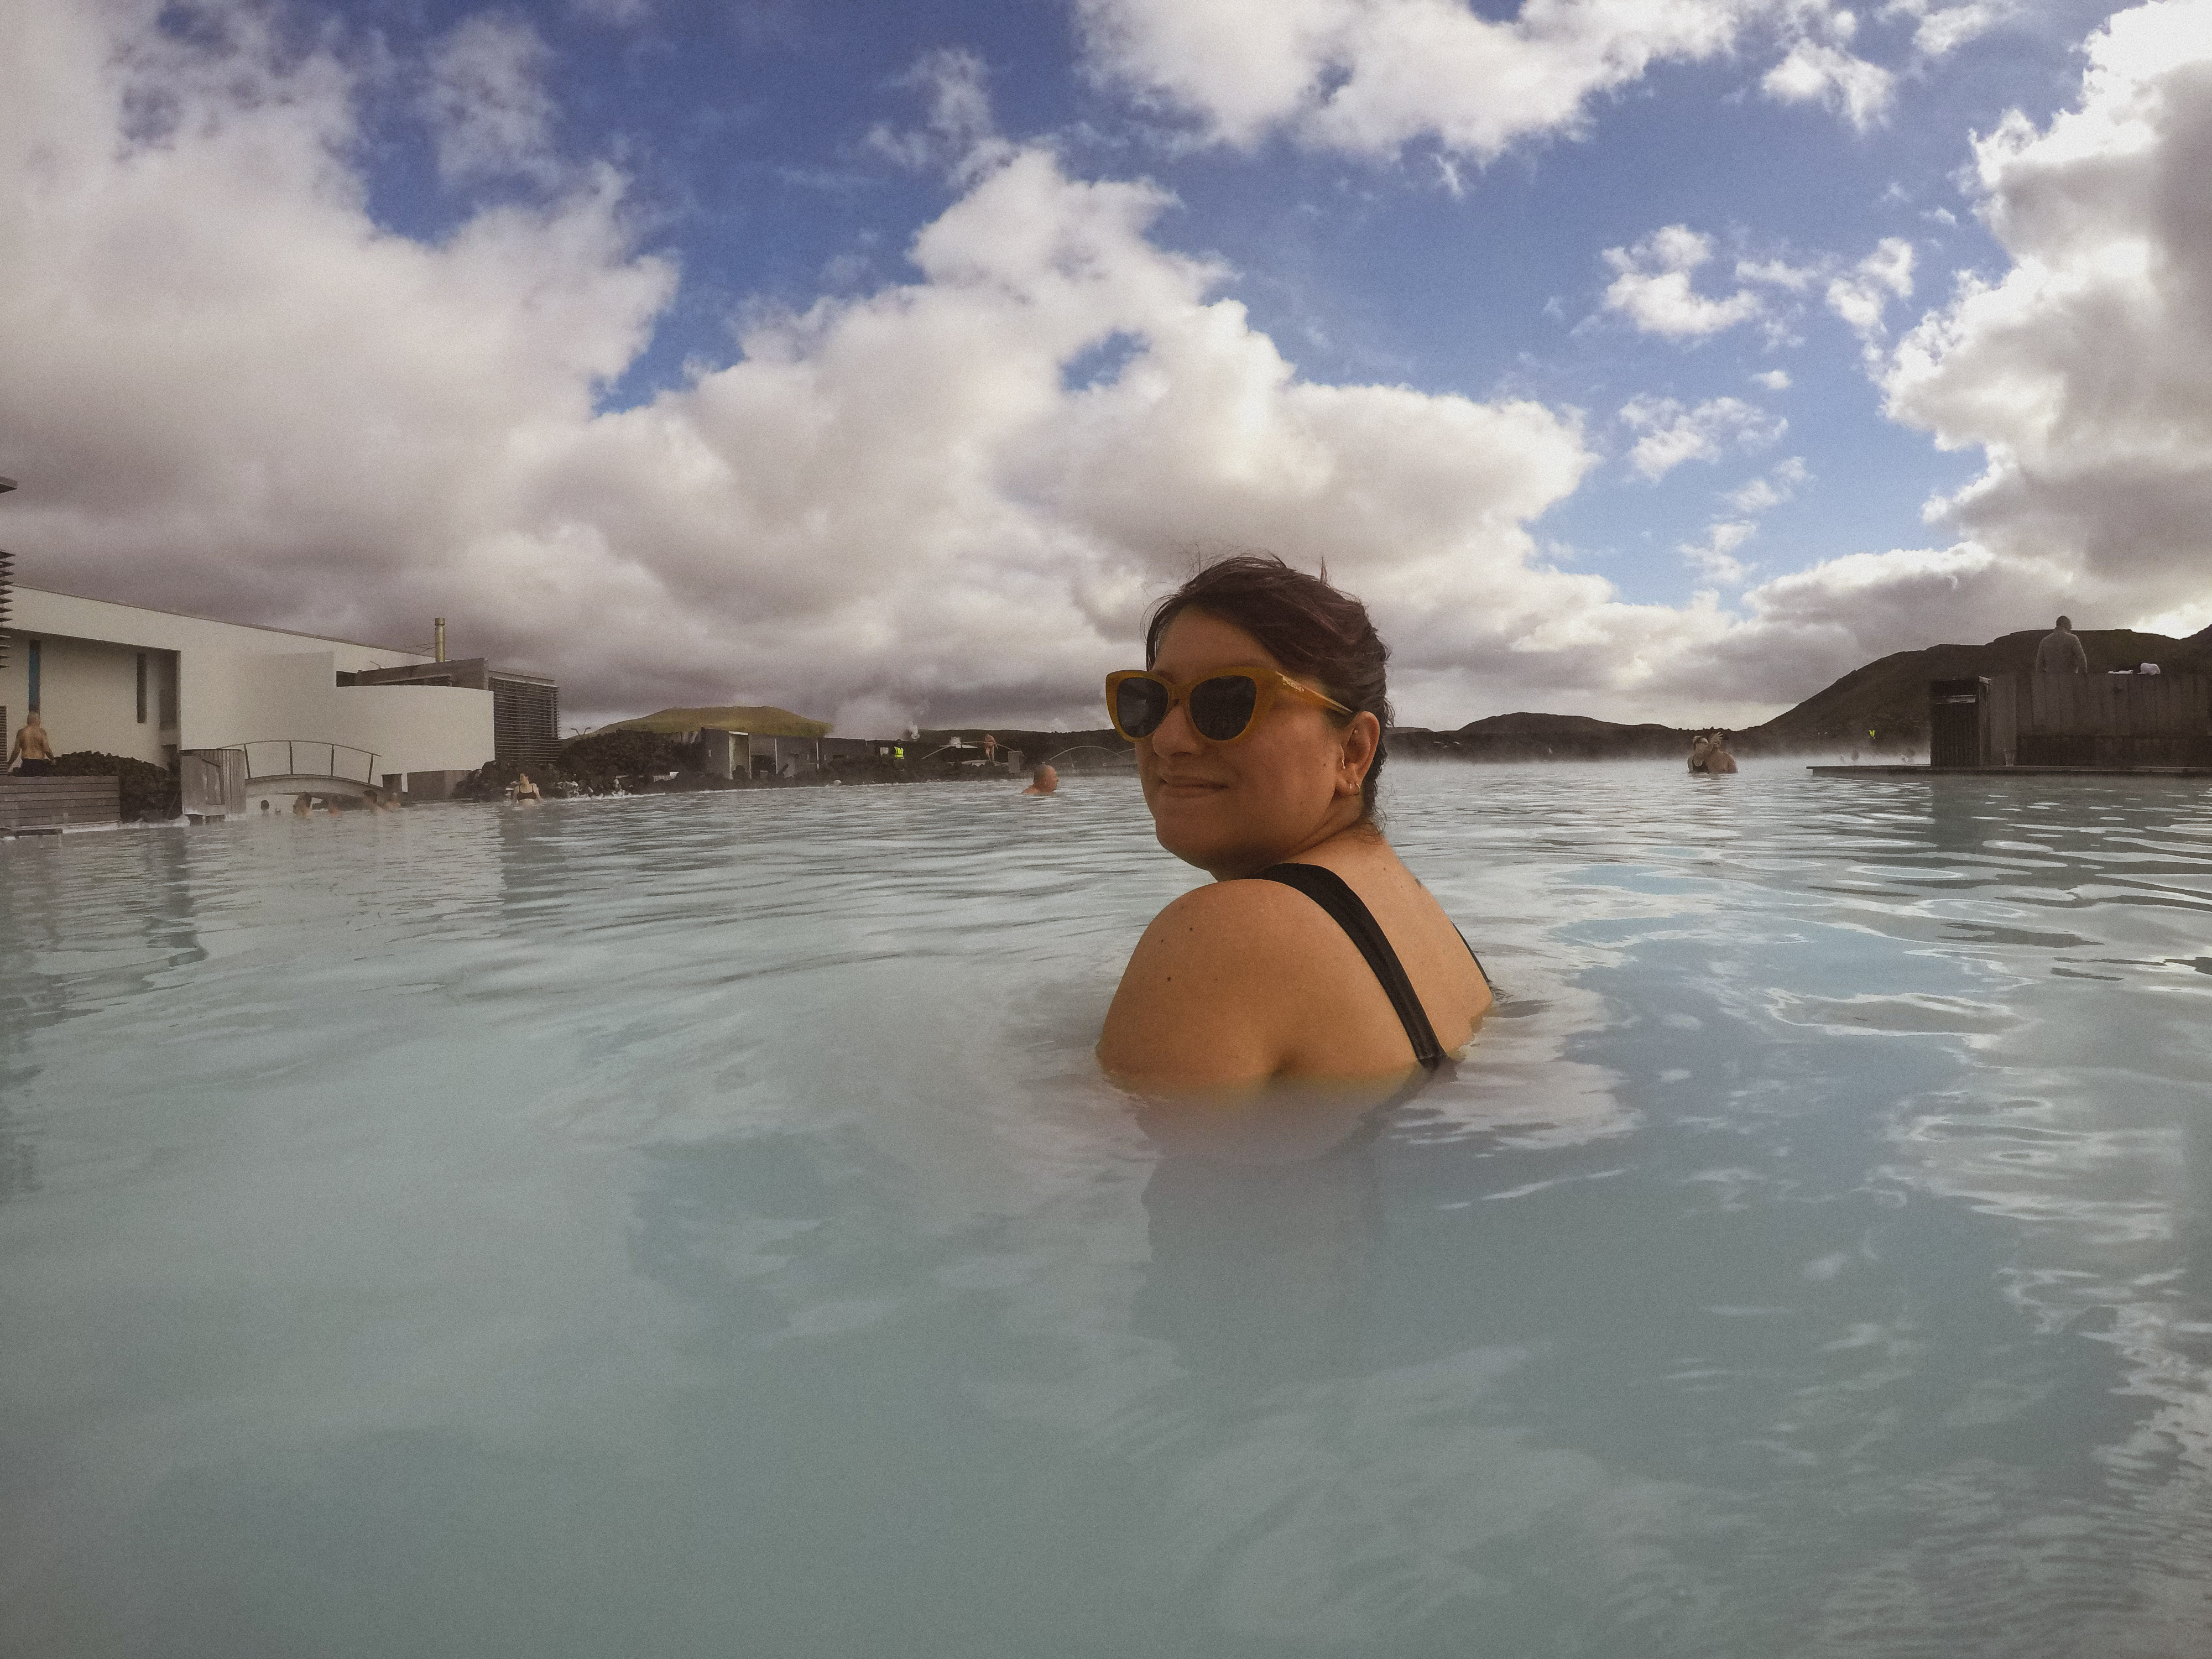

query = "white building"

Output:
[[2, 585, 495, 812]]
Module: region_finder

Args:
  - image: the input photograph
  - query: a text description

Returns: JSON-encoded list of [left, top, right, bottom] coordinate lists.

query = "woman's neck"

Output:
[[1207, 810, 1380, 881]]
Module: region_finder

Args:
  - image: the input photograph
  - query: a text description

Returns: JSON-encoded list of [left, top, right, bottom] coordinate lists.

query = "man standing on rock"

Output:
[[2036, 615, 2090, 675]]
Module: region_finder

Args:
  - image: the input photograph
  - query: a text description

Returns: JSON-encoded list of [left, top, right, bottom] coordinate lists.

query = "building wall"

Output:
[[7, 588, 493, 783], [15, 587, 433, 675], [201, 652, 492, 775], [0, 634, 177, 764]]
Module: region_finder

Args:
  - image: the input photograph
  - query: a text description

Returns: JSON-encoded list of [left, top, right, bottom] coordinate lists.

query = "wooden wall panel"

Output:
[[0, 777, 122, 831], [2025, 674, 2209, 737]]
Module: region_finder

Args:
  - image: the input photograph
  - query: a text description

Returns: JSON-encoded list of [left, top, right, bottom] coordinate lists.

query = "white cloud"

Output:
[[1884, 0, 2005, 57], [1826, 236, 1916, 343], [1762, 39, 1895, 130], [865, 48, 1015, 182], [1736, 257, 1818, 291], [1601, 227, 1765, 339], [1680, 519, 1756, 583], [1680, 457, 1810, 583], [4, 1, 1651, 728], [1620, 397, 1787, 481], [1881, 0, 2212, 635], [6, 0, 2195, 738], [1076, 0, 1897, 162], [1750, 368, 1793, 390], [1724, 455, 1808, 513], [422, 15, 561, 186]]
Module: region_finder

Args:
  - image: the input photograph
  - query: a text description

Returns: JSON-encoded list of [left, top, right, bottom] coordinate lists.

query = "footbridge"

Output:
[[183, 742, 385, 818]]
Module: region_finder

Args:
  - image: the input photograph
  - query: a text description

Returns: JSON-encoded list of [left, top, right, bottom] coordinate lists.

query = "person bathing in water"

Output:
[[1098, 555, 1491, 1095], [1022, 763, 1059, 796]]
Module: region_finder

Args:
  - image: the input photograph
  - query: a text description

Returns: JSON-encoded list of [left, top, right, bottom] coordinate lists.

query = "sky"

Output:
[[1, 0, 2207, 733]]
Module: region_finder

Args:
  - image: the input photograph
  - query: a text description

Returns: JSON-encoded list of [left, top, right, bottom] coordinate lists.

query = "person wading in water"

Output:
[[1098, 555, 1491, 1102]]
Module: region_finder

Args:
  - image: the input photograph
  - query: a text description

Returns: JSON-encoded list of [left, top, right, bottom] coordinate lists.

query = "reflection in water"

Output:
[[0, 827, 215, 1202], [2, 767, 2209, 1656], [1136, 1120, 1384, 1392]]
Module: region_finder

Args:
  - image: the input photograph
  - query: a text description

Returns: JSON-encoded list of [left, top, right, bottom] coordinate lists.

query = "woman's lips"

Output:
[[1153, 775, 1228, 797]]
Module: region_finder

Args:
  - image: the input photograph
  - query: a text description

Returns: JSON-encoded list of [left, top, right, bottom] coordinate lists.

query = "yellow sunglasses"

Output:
[[1105, 666, 1352, 746]]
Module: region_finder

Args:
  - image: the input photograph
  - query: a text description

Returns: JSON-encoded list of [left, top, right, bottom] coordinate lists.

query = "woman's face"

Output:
[[1137, 609, 1374, 877]]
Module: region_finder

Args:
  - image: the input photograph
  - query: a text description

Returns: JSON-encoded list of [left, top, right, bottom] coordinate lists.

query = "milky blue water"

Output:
[[4, 763, 2212, 1657]]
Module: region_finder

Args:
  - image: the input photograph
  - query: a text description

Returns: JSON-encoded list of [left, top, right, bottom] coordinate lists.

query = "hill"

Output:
[[1735, 627, 2212, 754], [606, 705, 831, 738], [1392, 711, 1696, 761], [1387, 624, 2212, 763]]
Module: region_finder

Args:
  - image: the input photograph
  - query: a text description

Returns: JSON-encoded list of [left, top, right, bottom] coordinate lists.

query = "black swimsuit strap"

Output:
[[1250, 863, 1445, 1069]]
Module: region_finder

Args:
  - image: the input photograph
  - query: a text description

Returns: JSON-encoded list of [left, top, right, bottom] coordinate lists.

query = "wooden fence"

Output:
[[2026, 674, 2210, 736], [0, 776, 122, 832]]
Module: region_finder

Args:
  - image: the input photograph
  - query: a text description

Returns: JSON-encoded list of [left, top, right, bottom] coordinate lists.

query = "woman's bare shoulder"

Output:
[[1098, 880, 1348, 1085]]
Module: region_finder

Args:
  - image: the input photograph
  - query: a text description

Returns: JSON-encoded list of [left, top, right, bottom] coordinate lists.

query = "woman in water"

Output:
[[1098, 556, 1490, 1095]]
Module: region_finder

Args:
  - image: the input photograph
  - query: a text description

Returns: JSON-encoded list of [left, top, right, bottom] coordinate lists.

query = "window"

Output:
[[137, 653, 148, 723], [27, 639, 39, 712]]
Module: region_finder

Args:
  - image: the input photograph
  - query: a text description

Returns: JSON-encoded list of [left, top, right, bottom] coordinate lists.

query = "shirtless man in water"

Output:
[[1021, 764, 1058, 796]]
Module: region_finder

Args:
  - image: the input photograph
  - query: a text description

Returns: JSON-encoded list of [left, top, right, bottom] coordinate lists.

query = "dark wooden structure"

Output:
[[2012, 673, 2212, 767], [1814, 671, 2212, 775], [1928, 676, 2020, 768], [1, 776, 121, 832]]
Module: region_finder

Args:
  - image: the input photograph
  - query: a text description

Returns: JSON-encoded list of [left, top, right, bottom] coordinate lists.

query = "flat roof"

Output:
[[14, 582, 430, 658]]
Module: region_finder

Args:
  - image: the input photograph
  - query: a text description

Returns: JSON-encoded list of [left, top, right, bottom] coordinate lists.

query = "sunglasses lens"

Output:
[[1114, 676, 1171, 737], [1189, 674, 1260, 742]]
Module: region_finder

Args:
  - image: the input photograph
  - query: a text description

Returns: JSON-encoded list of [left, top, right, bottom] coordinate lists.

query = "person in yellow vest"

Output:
[[7, 709, 55, 776]]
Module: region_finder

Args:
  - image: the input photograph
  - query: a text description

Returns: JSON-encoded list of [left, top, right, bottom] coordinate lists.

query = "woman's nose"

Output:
[[1149, 698, 1203, 755]]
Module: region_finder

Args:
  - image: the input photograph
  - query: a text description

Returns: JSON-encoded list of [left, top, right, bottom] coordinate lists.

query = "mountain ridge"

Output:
[[1391, 626, 2212, 761]]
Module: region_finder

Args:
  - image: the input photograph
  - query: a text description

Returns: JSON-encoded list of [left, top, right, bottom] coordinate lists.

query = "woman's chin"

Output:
[[1153, 827, 1220, 869], [1155, 827, 1274, 876]]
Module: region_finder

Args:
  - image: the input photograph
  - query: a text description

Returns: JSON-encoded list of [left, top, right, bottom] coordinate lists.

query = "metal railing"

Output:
[[231, 741, 381, 784]]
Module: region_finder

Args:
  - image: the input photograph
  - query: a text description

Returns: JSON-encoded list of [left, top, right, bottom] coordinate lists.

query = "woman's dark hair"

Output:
[[1144, 553, 1393, 816]]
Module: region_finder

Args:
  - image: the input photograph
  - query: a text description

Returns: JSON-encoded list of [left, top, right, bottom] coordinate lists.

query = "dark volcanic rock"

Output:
[[455, 728, 698, 799], [45, 752, 180, 820]]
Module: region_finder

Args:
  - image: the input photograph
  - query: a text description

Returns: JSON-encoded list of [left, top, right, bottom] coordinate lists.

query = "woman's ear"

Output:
[[1336, 711, 1381, 796]]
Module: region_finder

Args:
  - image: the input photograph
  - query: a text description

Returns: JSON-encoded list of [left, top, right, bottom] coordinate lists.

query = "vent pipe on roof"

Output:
[[1, 479, 15, 672], [434, 617, 447, 662]]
